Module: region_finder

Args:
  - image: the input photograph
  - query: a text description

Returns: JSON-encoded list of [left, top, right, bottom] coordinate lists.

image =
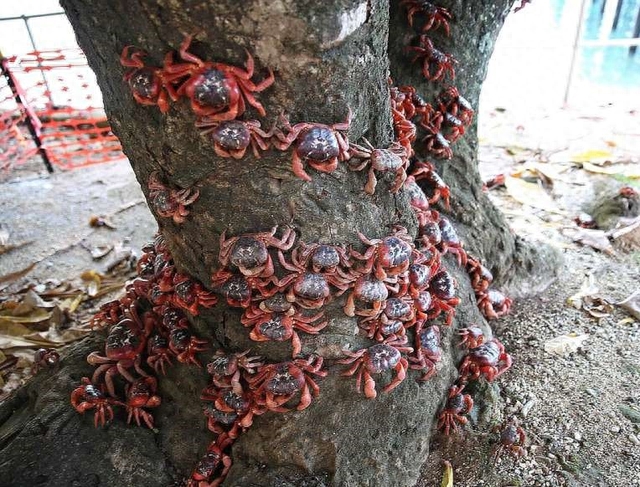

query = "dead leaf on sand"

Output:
[[505, 176, 563, 214], [617, 291, 640, 320], [563, 228, 614, 255]]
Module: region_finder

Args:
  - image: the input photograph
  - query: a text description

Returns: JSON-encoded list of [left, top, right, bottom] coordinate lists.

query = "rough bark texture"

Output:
[[0, 1, 555, 486]]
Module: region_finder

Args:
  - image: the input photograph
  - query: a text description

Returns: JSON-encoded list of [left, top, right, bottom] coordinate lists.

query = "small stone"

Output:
[[574, 432, 582, 442], [585, 388, 599, 398], [629, 434, 640, 446], [611, 425, 621, 433]]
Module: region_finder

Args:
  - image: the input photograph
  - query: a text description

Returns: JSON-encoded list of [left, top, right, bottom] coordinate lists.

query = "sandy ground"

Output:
[[0, 105, 639, 486]]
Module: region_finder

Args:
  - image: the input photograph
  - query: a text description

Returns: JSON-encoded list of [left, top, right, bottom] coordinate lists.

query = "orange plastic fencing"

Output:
[[0, 48, 124, 172]]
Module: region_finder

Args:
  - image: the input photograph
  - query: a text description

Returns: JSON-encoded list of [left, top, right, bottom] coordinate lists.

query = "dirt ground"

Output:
[[0, 104, 639, 486]]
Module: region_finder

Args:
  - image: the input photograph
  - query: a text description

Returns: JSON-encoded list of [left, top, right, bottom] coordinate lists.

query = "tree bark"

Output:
[[0, 1, 557, 486]]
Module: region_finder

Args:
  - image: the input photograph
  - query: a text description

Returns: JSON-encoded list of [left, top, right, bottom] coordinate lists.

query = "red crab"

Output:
[[458, 325, 485, 349], [218, 226, 295, 278], [125, 377, 161, 429], [493, 417, 527, 460], [428, 270, 461, 325], [343, 274, 391, 318], [201, 385, 265, 438], [146, 333, 174, 375], [242, 304, 327, 357], [350, 226, 414, 281], [360, 296, 416, 340], [459, 339, 512, 382], [466, 255, 493, 293], [207, 349, 264, 394], [401, 0, 452, 35], [211, 270, 277, 308], [392, 106, 418, 156], [442, 112, 466, 142], [33, 348, 60, 373], [120, 46, 175, 112], [410, 324, 441, 380], [249, 355, 327, 411], [171, 273, 219, 315], [437, 384, 473, 435], [272, 110, 351, 181], [168, 327, 208, 366], [410, 161, 451, 209], [196, 118, 273, 159], [148, 171, 199, 224], [291, 242, 352, 274], [408, 36, 456, 82], [438, 87, 474, 126], [348, 138, 409, 194], [71, 378, 123, 427], [187, 434, 233, 487], [478, 289, 513, 320], [164, 35, 274, 119], [339, 337, 413, 399], [437, 217, 468, 266], [404, 176, 431, 212]]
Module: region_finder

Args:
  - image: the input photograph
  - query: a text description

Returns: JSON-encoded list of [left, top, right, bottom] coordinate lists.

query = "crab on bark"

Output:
[[404, 176, 431, 213], [171, 273, 219, 315], [478, 289, 513, 320], [437, 384, 473, 435], [359, 296, 416, 341], [148, 171, 200, 224], [218, 226, 295, 279], [459, 339, 513, 382], [348, 138, 409, 194], [493, 417, 527, 461], [466, 255, 493, 294], [201, 384, 266, 438], [164, 35, 274, 119], [211, 270, 277, 308], [339, 337, 413, 399], [428, 270, 461, 325], [70, 378, 123, 427], [241, 303, 327, 357], [400, 0, 452, 35], [458, 325, 485, 349], [146, 333, 174, 375], [438, 86, 474, 128], [271, 110, 351, 182], [168, 327, 208, 367], [33, 348, 60, 373], [343, 274, 393, 318], [120, 46, 176, 112], [350, 226, 414, 281], [292, 242, 352, 274], [408, 36, 457, 82], [187, 434, 234, 487], [249, 355, 327, 411], [437, 217, 468, 266], [410, 160, 451, 210], [206, 349, 264, 394], [125, 377, 161, 429], [196, 118, 273, 159], [410, 324, 442, 380]]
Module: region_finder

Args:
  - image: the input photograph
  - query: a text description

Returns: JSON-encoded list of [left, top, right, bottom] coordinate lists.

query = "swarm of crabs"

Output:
[[67, 2, 530, 485]]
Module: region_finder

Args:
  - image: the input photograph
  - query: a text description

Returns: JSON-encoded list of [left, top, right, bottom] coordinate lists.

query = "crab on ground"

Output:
[[171, 273, 218, 315], [428, 270, 461, 325], [206, 349, 264, 395], [186, 434, 233, 487], [71, 378, 123, 427], [120, 46, 175, 112], [410, 324, 441, 380], [408, 36, 457, 82], [125, 377, 161, 429], [242, 303, 327, 357], [350, 226, 414, 281], [400, 0, 452, 35], [409, 161, 451, 209], [271, 110, 351, 181], [459, 338, 512, 382], [339, 337, 413, 399], [148, 171, 199, 224], [348, 138, 409, 194], [437, 384, 473, 435], [493, 417, 527, 461], [163, 35, 274, 119], [478, 289, 513, 320], [249, 355, 327, 411], [196, 118, 273, 159]]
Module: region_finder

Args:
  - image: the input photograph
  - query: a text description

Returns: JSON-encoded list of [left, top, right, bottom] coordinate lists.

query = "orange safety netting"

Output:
[[0, 48, 124, 172]]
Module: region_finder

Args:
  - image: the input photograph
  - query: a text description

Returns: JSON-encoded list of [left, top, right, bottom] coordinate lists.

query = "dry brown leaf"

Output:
[[0, 335, 41, 348], [505, 176, 562, 213], [617, 291, 640, 320], [0, 319, 33, 336], [0, 262, 37, 285], [0, 310, 52, 324], [564, 228, 614, 254]]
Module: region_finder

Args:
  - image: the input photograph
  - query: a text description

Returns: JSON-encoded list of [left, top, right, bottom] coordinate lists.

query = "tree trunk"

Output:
[[0, 1, 557, 486]]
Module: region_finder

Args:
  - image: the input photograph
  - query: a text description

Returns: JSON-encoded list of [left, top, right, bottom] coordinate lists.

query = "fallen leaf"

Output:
[[505, 176, 562, 213], [441, 461, 453, 487], [571, 149, 612, 164], [567, 274, 599, 309], [616, 317, 636, 326], [564, 228, 614, 254], [90, 245, 113, 260], [0, 240, 33, 256], [0, 262, 37, 285], [582, 295, 614, 318], [581, 162, 640, 178], [0, 320, 33, 336], [544, 333, 589, 356], [617, 291, 640, 320]]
